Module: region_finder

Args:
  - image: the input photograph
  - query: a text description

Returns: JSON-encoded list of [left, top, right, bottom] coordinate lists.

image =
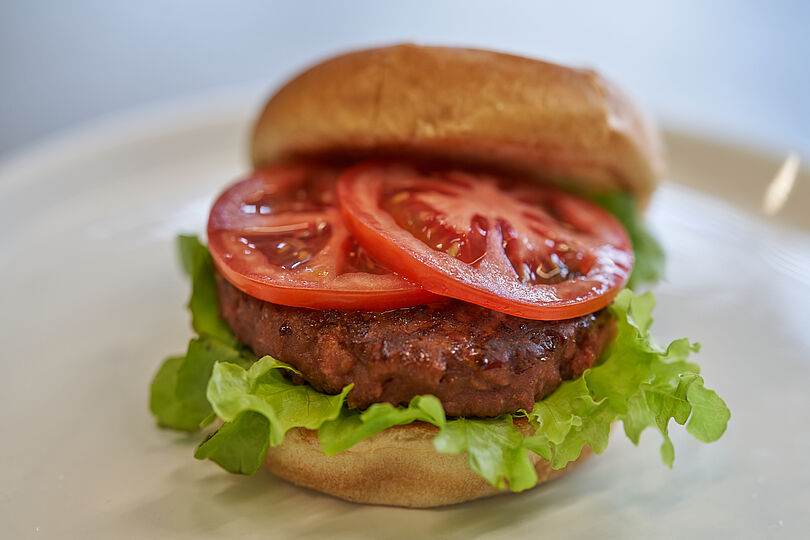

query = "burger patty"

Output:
[[216, 273, 615, 417]]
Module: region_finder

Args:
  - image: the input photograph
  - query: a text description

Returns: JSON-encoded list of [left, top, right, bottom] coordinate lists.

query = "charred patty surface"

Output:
[[216, 273, 615, 417]]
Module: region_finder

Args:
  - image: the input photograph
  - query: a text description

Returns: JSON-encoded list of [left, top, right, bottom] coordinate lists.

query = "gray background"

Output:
[[1, 0, 808, 162]]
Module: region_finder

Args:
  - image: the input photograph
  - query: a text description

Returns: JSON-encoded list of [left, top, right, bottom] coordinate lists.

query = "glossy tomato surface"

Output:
[[207, 163, 438, 309], [337, 162, 633, 320]]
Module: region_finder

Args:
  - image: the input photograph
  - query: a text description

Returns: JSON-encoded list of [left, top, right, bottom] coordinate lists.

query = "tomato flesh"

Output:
[[207, 163, 439, 310], [337, 162, 633, 320]]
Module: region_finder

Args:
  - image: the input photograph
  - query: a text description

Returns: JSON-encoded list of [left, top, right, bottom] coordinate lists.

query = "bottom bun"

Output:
[[264, 420, 594, 508]]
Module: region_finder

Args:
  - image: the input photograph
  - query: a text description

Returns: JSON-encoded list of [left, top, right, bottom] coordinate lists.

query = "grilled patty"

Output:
[[216, 272, 615, 417]]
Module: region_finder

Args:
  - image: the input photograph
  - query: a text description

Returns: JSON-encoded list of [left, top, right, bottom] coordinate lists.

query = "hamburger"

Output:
[[150, 45, 730, 508]]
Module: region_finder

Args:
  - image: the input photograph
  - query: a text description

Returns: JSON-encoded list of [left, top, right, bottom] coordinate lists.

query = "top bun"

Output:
[[251, 44, 663, 204]]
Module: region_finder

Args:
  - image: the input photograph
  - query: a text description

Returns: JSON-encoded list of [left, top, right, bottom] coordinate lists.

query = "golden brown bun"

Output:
[[252, 44, 662, 204], [264, 420, 593, 508]]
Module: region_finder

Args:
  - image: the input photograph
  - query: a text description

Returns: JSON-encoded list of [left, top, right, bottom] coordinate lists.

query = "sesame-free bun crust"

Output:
[[252, 44, 662, 203], [264, 420, 593, 508]]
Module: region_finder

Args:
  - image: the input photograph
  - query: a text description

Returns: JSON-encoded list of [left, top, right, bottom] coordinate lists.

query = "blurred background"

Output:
[[1, 0, 808, 163]]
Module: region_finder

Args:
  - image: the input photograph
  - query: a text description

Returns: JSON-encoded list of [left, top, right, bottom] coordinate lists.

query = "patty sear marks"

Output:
[[216, 272, 615, 417]]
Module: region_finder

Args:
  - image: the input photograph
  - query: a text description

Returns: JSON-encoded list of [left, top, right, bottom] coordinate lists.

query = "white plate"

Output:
[[1, 89, 808, 539]]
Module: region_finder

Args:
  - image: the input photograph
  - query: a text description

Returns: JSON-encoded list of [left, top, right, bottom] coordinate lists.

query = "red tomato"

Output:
[[337, 162, 633, 320], [207, 163, 439, 310]]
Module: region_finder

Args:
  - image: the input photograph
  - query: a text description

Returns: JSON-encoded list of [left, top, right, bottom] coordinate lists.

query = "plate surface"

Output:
[[1, 90, 808, 539]]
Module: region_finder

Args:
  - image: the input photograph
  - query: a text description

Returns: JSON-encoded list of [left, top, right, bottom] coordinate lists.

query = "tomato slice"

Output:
[[207, 163, 439, 310], [337, 162, 633, 320]]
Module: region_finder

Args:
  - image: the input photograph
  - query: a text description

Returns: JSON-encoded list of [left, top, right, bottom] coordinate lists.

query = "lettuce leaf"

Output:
[[192, 356, 351, 473], [194, 411, 270, 474], [205, 355, 351, 446], [434, 416, 538, 491], [522, 290, 729, 471], [593, 192, 665, 288], [319, 395, 445, 455], [177, 234, 237, 345], [523, 377, 613, 469], [149, 236, 250, 431], [152, 236, 730, 492], [149, 338, 252, 431]]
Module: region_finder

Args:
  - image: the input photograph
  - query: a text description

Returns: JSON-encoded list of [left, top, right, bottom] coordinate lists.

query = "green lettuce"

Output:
[[150, 338, 252, 431], [434, 416, 539, 491], [151, 236, 729, 492], [178, 235, 237, 345], [318, 395, 445, 455], [193, 356, 351, 474], [523, 291, 729, 470], [194, 411, 270, 474], [150, 236, 251, 431], [593, 192, 665, 288]]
